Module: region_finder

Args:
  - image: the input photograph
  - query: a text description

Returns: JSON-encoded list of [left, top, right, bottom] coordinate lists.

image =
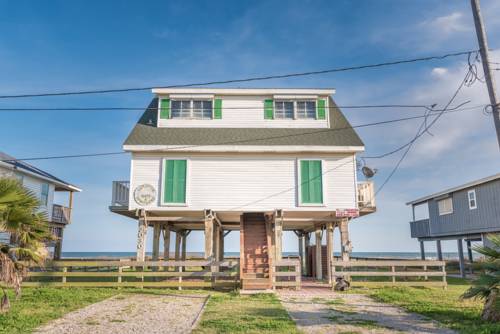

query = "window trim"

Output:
[[273, 100, 317, 120], [160, 158, 190, 206], [467, 189, 477, 210], [437, 197, 453, 216], [161, 99, 214, 120], [297, 158, 325, 207]]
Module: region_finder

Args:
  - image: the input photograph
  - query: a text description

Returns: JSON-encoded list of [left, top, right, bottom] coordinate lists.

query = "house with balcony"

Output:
[[110, 88, 375, 290], [407, 173, 500, 277], [0, 151, 81, 259]]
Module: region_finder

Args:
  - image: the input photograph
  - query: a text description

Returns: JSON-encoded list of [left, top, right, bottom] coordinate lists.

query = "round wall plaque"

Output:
[[133, 184, 156, 206]]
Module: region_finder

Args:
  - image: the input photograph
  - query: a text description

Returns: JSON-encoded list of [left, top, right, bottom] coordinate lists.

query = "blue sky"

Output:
[[1, 0, 499, 254]]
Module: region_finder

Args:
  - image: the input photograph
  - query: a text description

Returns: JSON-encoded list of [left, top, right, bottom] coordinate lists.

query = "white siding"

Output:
[[157, 95, 330, 129], [0, 166, 55, 220], [129, 153, 356, 212]]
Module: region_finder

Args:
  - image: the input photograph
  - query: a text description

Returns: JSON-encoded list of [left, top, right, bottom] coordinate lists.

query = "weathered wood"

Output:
[[29, 271, 238, 278], [205, 214, 214, 260], [333, 271, 445, 277], [420, 241, 426, 260], [22, 281, 237, 288], [304, 232, 310, 275], [339, 219, 350, 262], [175, 232, 182, 261], [181, 231, 187, 262], [265, 214, 275, 289], [458, 239, 466, 278], [315, 226, 322, 280], [239, 214, 245, 281], [326, 222, 334, 284], [436, 240, 443, 261], [28, 260, 239, 268], [331, 260, 446, 267], [349, 281, 447, 288], [298, 233, 304, 276], [136, 218, 148, 261], [152, 224, 161, 262]]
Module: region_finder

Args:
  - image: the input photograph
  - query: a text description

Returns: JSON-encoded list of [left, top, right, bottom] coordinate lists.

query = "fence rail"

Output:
[[23, 260, 239, 289], [272, 259, 301, 290], [331, 260, 447, 288]]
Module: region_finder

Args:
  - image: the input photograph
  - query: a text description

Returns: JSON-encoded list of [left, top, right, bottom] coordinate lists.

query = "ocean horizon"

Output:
[[61, 251, 465, 260]]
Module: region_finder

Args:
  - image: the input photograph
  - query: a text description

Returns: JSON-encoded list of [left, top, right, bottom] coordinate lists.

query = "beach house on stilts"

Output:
[[110, 88, 376, 290]]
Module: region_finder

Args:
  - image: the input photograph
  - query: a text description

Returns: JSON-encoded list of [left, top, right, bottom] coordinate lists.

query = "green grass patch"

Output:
[[193, 293, 299, 334], [366, 277, 500, 334], [325, 298, 345, 305]]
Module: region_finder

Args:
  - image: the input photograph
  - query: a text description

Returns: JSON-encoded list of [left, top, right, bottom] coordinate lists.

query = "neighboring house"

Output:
[[0, 151, 81, 259], [407, 173, 500, 277], [110, 88, 375, 290]]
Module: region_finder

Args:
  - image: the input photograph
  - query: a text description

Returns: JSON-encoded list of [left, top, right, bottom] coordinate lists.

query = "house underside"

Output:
[[110, 206, 374, 290]]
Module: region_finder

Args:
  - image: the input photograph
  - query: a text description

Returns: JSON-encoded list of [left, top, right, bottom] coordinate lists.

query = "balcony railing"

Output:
[[358, 181, 375, 210], [52, 204, 71, 225], [410, 219, 431, 238], [112, 181, 130, 207]]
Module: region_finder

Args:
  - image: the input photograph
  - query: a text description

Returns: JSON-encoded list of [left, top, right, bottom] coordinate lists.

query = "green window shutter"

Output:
[[159, 98, 170, 119], [300, 160, 323, 204], [214, 98, 222, 119], [264, 99, 274, 119], [164, 160, 187, 203], [317, 99, 326, 119]]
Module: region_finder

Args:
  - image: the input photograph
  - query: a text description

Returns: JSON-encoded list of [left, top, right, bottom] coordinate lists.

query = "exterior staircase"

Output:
[[240, 213, 271, 290]]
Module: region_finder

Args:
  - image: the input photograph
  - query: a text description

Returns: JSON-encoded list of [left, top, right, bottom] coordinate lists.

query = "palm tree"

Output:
[[0, 177, 51, 312], [462, 235, 500, 322]]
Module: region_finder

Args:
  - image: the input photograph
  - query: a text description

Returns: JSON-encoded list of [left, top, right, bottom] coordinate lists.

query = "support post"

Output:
[[219, 227, 224, 261], [457, 239, 466, 278], [298, 232, 304, 275], [471, 0, 500, 148], [340, 219, 351, 262], [265, 213, 275, 289], [204, 211, 214, 260], [304, 232, 311, 276], [436, 240, 443, 261], [420, 240, 426, 260], [163, 224, 171, 260], [152, 223, 161, 261], [175, 231, 182, 261], [136, 218, 148, 261], [181, 231, 187, 261], [315, 226, 322, 280], [466, 240, 474, 274], [54, 228, 64, 260], [274, 211, 283, 261], [326, 222, 334, 284]]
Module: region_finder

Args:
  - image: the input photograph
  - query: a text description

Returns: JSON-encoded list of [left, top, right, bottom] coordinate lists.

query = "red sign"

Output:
[[335, 208, 359, 218]]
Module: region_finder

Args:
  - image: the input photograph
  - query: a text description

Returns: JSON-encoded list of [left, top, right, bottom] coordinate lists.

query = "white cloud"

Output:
[[420, 12, 470, 36], [431, 67, 448, 77]]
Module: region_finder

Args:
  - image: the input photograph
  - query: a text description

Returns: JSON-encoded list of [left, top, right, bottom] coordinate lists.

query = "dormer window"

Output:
[[171, 100, 213, 119], [269, 100, 322, 120], [296, 101, 316, 119], [275, 101, 294, 119]]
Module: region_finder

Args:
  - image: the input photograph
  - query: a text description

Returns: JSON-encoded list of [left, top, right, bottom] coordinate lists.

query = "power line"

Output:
[[0, 103, 484, 163], [373, 66, 473, 196], [0, 50, 476, 99]]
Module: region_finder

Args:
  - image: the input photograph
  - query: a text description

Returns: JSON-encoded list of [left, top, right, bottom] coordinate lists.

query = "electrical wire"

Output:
[[0, 103, 485, 163], [0, 50, 476, 99]]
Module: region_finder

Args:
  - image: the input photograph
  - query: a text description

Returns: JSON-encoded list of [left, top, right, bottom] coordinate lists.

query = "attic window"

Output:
[[171, 100, 213, 119], [273, 100, 316, 120]]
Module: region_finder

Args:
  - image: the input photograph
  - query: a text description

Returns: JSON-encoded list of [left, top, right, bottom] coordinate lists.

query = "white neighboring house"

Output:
[[0, 151, 81, 259], [110, 88, 376, 289]]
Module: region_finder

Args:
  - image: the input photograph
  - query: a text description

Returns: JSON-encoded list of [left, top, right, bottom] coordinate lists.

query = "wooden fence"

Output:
[[272, 259, 301, 290], [23, 260, 239, 289], [331, 260, 447, 288]]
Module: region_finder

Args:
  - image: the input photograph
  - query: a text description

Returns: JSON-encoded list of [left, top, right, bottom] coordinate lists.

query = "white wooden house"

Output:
[[0, 151, 81, 259], [110, 88, 375, 289]]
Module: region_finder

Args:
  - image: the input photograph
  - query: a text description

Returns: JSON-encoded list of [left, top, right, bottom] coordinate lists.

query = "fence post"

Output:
[[178, 264, 182, 291], [118, 266, 122, 286], [424, 265, 428, 281], [442, 263, 447, 290], [331, 263, 336, 290], [391, 266, 396, 285], [295, 262, 301, 291], [62, 267, 67, 284]]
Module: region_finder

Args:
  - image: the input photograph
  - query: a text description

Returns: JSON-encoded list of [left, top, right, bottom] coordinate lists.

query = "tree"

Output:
[[462, 235, 500, 322], [0, 177, 51, 312]]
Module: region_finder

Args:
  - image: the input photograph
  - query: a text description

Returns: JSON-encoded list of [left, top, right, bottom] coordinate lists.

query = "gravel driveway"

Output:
[[34, 293, 209, 334], [279, 291, 456, 334]]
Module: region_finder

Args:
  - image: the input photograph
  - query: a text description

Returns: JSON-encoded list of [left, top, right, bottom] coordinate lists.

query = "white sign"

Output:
[[133, 184, 156, 206]]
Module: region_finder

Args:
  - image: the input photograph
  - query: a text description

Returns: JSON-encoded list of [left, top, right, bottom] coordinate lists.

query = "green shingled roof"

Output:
[[124, 97, 364, 147]]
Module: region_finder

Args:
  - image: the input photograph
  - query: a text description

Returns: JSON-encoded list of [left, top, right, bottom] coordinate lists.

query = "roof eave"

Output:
[[123, 144, 365, 153]]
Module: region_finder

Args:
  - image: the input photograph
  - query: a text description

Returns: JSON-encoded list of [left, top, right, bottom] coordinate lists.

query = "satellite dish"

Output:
[[362, 166, 377, 178]]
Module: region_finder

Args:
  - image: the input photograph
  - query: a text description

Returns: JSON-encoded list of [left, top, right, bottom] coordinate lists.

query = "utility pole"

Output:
[[471, 0, 500, 149]]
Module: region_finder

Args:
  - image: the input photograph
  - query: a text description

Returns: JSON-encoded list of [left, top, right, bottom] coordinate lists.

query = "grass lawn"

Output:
[[363, 277, 500, 334], [193, 293, 299, 334], [0, 288, 120, 334]]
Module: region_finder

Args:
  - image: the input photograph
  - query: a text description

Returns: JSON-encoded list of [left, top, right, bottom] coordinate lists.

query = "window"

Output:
[[437, 197, 453, 215], [296, 101, 316, 119], [299, 160, 323, 205], [171, 100, 213, 119], [41, 183, 49, 206], [274, 101, 294, 119], [272, 100, 317, 120], [163, 159, 187, 204], [468, 189, 477, 210]]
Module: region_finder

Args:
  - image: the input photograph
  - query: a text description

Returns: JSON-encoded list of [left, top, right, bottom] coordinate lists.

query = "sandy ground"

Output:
[[34, 293, 208, 334], [279, 290, 457, 334]]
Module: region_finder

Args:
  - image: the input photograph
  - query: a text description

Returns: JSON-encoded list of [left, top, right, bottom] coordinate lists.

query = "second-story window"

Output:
[[41, 183, 49, 206], [468, 189, 477, 210], [171, 100, 213, 119], [437, 197, 453, 215], [273, 100, 317, 120]]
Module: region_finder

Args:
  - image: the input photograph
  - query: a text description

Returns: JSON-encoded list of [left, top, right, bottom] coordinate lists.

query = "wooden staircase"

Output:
[[240, 213, 271, 290]]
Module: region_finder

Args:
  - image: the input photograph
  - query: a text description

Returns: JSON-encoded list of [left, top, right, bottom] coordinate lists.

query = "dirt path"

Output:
[[34, 293, 209, 334], [279, 290, 456, 334]]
